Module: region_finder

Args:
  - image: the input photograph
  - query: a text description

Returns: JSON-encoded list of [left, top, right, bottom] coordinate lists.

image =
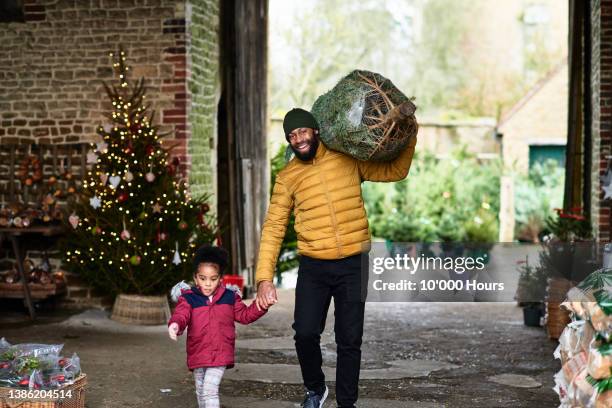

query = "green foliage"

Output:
[[270, 0, 566, 120], [271, 146, 298, 274], [545, 208, 592, 242], [514, 160, 565, 242], [60, 51, 218, 296], [411, 0, 469, 115], [269, 0, 406, 112], [366, 147, 501, 243], [516, 256, 547, 304], [464, 208, 499, 243]]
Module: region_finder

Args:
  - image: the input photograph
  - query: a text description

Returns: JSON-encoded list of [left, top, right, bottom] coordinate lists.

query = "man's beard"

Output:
[[290, 137, 319, 161]]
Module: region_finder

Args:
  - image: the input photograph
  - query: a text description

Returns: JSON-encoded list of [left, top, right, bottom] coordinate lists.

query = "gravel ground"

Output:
[[0, 289, 559, 408]]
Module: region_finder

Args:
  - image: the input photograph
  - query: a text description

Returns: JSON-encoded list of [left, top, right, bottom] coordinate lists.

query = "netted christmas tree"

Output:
[[311, 70, 418, 162], [61, 49, 217, 296]]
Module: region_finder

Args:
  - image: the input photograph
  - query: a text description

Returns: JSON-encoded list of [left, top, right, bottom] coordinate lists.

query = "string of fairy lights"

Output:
[[65, 50, 205, 276]]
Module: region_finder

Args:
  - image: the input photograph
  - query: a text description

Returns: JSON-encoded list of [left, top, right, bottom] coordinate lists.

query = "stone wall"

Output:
[[186, 0, 220, 204]]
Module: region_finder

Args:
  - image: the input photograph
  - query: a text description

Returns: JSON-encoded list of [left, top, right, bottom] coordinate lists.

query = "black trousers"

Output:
[[292, 253, 366, 408]]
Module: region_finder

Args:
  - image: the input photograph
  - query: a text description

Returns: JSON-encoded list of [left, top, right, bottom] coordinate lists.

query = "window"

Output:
[[0, 0, 24, 23], [528, 144, 566, 169]]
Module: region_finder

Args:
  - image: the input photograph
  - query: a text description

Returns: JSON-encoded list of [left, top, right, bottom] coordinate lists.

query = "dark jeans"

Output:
[[292, 253, 366, 408]]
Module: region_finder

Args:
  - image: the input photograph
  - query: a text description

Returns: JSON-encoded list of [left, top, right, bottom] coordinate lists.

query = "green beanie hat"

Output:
[[283, 108, 319, 140]]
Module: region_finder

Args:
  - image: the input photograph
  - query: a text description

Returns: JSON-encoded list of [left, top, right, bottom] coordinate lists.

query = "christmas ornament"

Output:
[[603, 181, 612, 200], [201, 203, 210, 214], [68, 213, 80, 229], [146, 144, 155, 156], [172, 241, 181, 265], [91, 225, 102, 235], [100, 173, 109, 185], [138, 211, 147, 220], [117, 192, 128, 203], [152, 203, 162, 213], [130, 255, 141, 266], [89, 195, 101, 209], [86, 151, 98, 164], [145, 163, 155, 182], [109, 175, 121, 189], [120, 218, 131, 240], [178, 220, 188, 230], [124, 171, 134, 182], [123, 141, 133, 155]]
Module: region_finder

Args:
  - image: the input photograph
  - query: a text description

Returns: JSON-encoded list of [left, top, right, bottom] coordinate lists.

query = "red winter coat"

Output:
[[168, 284, 266, 370]]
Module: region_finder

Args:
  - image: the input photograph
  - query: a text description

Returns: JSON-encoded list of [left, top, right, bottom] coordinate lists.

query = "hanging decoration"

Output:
[[172, 241, 182, 265], [120, 217, 131, 241], [89, 196, 101, 209]]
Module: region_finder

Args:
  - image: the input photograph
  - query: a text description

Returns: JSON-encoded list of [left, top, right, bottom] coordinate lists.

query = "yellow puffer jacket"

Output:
[[255, 136, 417, 285]]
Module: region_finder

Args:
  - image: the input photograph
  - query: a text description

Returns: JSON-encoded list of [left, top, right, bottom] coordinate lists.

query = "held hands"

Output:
[[168, 322, 179, 341], [255, 281, 278, 311]]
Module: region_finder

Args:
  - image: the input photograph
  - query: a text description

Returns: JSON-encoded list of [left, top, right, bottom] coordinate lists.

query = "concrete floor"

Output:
[[0, 287, 559, 408]]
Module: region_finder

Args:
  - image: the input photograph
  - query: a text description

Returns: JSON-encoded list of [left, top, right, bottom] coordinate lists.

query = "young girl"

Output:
[[168, 244, 269, 408]]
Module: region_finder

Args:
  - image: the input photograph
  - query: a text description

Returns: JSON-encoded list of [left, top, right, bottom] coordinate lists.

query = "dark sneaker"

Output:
[[300, 385, 328, 408]]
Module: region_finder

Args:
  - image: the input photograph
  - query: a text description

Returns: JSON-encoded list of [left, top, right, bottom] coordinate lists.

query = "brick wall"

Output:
[[186, 0, 220, 204], [0, 0, 220, 307], [592, 0, 612, 242]]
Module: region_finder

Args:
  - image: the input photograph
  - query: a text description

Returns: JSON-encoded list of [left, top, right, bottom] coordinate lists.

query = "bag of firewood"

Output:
[[312, 69, 418, 162]]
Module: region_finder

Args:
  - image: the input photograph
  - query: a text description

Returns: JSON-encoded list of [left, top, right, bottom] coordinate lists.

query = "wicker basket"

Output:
[[0, 374, 86, 408], [545, 277, 574, 340], [111, 293, 170, 325]]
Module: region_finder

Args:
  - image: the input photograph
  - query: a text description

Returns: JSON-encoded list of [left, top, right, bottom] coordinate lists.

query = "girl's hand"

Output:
[[168, 323, 179, 341]]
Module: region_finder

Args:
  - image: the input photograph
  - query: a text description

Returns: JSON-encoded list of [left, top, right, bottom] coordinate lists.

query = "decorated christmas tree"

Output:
[[61, 49, 217, 296]]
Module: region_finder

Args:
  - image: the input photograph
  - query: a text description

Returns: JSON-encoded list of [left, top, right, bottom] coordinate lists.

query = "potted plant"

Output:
[[515, 256, 547, 327], [539, 207, 596, 338]]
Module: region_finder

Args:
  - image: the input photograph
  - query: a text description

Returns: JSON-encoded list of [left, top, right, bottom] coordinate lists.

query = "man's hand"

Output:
[[256, 281, 278, 311], [168, 322, 179, 341]]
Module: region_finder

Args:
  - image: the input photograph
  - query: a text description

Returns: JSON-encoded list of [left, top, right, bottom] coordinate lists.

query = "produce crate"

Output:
[[0, 374, 86, 408]]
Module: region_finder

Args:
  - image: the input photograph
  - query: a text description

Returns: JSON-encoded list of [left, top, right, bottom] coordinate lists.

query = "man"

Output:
[[255, 107, 417, 408]]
